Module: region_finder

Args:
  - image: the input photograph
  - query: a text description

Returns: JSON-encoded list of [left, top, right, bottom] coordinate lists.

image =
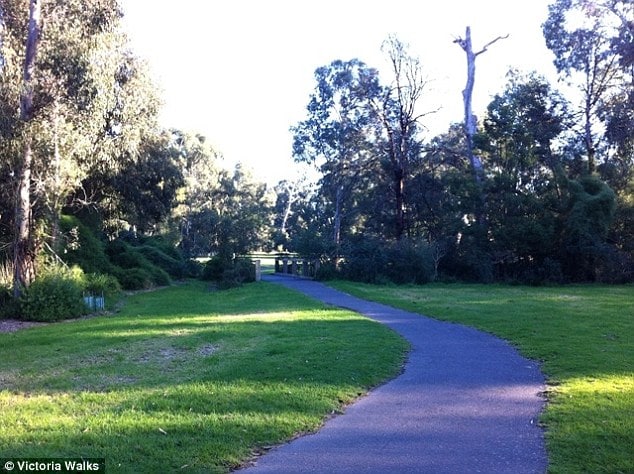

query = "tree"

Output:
[[168, 131, 224, 257], [272, 170, 314, 249], [543, 0, 630, 174], [292, 59, 382, 248], [12, 0, 42, 296], [0, 0, 161, 296], [378, 35, 437, 239], [109, 132, 184, 235], [453, 26, 508, 180], [481, 72, 569, 280]]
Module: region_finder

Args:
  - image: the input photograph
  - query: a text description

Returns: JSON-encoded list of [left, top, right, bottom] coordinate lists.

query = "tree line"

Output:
[[0, 0, 632, 317], [280, 0, 633, 284]]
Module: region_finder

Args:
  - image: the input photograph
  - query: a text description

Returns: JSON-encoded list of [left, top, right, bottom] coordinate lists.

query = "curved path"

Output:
[[237, 275, 547, 473]]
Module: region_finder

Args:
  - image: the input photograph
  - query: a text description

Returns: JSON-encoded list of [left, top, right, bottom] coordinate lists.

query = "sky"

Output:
[[119, 0, 558, 185]]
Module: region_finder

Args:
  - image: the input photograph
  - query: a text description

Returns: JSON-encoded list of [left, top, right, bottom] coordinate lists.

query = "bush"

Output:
[[137, 245, 185, 278], [59, 215, 113, 274], [384, 241, 434, 284], [183, 259, 203, 278], [201, 257, 228, 281], [148, 266, 171, 287], [113, 267, 155, 291], [107, 240, 172, 288], [340, 238, 387, 283], [20, 267, 86, 322], [314, 260, 338, 281], [0, 285, 19, 319], [85, 273, 122, 299], [339, 237, 434, 284], [234, 258, 256, 283], [201, 257, 255, 289]]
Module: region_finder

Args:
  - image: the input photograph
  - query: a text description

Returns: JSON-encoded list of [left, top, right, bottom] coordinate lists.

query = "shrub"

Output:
[[384, 241, 434, 284], [106, 240, 149, 269], [137, 245, 185, 278], [339, 237, 434, 284], [20, 267, 86, 322], [113, 267, 155, 291], [234, 258, 256, 283], [107, 240, 172, 288], [314, 260, 338, 281], [59, 215, 113, 274], [201, 257, 229, 281], [85, 273, 122, 299], [183, 259, 203, 278], [201, 257, 255, 289], [0, 285, 19, 319], [148, 266, 171, 287], [340, 237, 387, 283]]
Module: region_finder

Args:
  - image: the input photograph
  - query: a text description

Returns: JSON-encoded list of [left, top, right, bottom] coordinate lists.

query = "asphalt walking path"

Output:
[[237, 275, 547, 473]]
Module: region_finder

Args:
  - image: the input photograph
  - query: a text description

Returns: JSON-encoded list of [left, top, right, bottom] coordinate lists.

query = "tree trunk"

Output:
[[460, 26, 479, 178], [333, 185, 343, 247], [394, 167, 405, 239], [13, 0, 42, 297], [455, 26, 508, 180], [584, 96, 595, 174]]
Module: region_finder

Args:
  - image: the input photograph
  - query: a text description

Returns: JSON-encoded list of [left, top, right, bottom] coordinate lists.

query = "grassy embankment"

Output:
[[0, 280, 408, 473], [329, 281, 633, 474]]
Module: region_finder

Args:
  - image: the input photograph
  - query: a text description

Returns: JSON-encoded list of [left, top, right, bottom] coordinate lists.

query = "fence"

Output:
[[274, 257, 320, 279]]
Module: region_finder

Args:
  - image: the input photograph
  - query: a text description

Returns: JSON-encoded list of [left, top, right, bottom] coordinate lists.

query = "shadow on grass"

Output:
[[0, 281, 409, 472]]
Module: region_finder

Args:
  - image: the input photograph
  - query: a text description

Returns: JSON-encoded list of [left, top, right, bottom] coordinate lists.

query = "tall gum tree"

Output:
[[543, 0, 631, 175], [453, 26, 508, 180], [12, 0, 42, 296], [292, 59, 382, 248], [2, 0, 160, 294], [378, 35, 437, 240]]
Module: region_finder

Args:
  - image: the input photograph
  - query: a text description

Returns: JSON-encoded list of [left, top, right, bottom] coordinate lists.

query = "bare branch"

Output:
[[475, 33, 510, 56]]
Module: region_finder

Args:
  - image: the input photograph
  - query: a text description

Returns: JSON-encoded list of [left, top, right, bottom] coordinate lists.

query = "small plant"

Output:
[[83, 273, 122, 310], [84, 273, 121, 297]]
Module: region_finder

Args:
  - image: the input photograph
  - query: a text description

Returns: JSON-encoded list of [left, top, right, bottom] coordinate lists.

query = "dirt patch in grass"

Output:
[[0, 319, 46, 333]]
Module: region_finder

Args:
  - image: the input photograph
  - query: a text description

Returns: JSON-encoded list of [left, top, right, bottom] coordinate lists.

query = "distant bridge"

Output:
[[274, 257, 320, 279]]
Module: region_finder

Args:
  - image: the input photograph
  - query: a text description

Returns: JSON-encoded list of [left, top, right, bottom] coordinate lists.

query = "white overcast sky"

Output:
[[119, 0, 558, 184]]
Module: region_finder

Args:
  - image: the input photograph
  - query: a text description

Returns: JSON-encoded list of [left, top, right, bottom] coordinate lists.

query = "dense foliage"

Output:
[[0, 2, 272, 319], [282, 4, 633, 284]]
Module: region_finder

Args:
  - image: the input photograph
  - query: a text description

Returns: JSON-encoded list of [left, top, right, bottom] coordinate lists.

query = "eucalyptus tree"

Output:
[[2, 0, 42, 295], [378, 35, 437, 239], [292, 59, 383, 248], [481, 72, 570, 279], [168, 131, 224, 257], [543, 0, 632, 175], [453, 26, 508, 180], [0, 0, 160, 294], [272, 172, 315, 248], [107, 132, 184, 235]]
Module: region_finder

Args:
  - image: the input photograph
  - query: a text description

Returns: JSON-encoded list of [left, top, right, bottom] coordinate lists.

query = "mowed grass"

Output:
[[0, 281, 408, 473], [329, 281, 634, 473]]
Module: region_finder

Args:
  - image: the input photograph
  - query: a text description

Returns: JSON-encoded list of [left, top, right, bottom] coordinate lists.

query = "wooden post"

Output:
[[254, 260, 261, 281]]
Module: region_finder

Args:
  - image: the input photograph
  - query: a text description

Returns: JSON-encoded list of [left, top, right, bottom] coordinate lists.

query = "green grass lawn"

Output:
[[328, 281, 634, 474], [0, 281, 408, 473]]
